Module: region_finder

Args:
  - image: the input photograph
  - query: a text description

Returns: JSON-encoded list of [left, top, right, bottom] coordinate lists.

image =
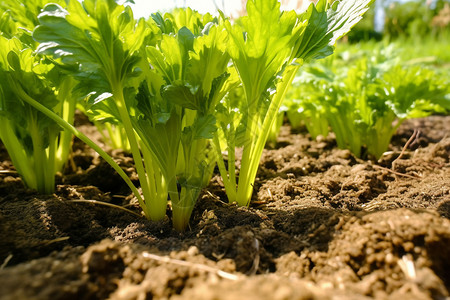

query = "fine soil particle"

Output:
[[0, 115, 449, 300]]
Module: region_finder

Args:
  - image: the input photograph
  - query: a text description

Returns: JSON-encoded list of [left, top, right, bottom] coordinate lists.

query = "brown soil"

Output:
[[0, 115, 449, 300]]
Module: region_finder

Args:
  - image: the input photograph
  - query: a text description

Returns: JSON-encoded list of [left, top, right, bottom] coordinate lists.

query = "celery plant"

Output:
[[285, 66, 332, 138], [214, 0, 374, 206], [290, 48, 450, 159], [33, 0, 166, 220], [133, 10, 231, 231], [0, 0, 75, 194], [96, 122, 131, 153], [0, 37, 76, 194], [33, 1, 231, 230], [367, 65, 449, 158], [77, 104, 132, 153]]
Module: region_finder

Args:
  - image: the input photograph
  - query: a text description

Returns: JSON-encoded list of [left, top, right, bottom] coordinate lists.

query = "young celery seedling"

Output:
[[291, 48, 450, 159], [33, 0, 164, 220], [0, 36, 76, 194], [285, 66, 333, 138], [215, 0, 374, 206], [0, 0, 76, 194], [135, 10, 231, 231], [0, 0, 142, 205]]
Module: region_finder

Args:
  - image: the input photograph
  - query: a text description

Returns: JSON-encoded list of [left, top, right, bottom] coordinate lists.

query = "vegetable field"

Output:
[[1, 0, 449, 299]]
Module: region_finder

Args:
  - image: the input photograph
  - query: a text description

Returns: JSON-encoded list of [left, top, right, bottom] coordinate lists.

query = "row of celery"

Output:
[[281, 42, 449, 159], [0, 0, 373, 230]]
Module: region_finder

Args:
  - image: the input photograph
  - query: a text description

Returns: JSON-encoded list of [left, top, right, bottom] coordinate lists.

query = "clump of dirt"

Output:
[[0, 116, 449, 299], [278, 209, 450, 299]]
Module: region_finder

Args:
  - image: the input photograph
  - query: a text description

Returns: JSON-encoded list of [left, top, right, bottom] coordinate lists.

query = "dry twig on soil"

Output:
[[141, 251, 240, 281], [69, 199, 143, 218], [391, 129, 420, 177]]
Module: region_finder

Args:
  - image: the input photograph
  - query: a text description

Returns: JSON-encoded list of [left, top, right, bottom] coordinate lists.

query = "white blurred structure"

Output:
[[373, 0, 439, 33], [374, 0, 386, 32]]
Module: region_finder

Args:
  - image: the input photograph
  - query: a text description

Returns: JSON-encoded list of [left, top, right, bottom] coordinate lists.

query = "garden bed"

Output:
[[0, 115, 449, 300]]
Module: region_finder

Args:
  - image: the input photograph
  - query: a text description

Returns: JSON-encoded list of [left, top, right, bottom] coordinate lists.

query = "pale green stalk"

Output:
[[235, 65, 299, 206], [12, 79, 145, 209]]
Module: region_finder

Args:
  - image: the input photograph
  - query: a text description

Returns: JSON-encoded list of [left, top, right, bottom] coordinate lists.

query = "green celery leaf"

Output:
[[188, 24, 230, 111], [33, 1, 148, 106], [293, 0, 375, 61], [0, 0, 67, 34], [163, 7, 215, 35], [146, 34, 184, 83], [225, 0, 295, 105], [136, 113, 181, 176], [0, 36, 62, 152], [376, 65, 449, 119], [162, 84, 200, 111], [151, 12, 174, 34], [191, 114, 217, 140]]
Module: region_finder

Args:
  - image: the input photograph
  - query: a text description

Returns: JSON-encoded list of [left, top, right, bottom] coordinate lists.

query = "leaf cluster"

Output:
[[0, 0, 375, 230], [0, 6, 77, 194], [286, 45, 450, 159]]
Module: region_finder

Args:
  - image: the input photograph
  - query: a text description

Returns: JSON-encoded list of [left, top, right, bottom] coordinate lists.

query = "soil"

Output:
[[0, 114, 449, 300]]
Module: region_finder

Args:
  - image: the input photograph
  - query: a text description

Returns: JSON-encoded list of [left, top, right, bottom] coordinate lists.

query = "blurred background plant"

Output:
[[258, 0, 450, 152], [285, 44, 449, 159], [133, 0, 450, 39]]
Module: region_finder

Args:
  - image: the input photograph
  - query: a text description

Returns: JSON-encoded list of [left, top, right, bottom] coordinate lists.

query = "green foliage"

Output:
[[33, 1, 231, 230], [0, 0, 67, 39], [0, 0, 374, 230], [384, 0, 450, 39], [0, 1, 76, 194], [34, 0, 147, 107], [135, 14, 231, 230], [0, 35, 76, 194], [340, 0, 450, 42], [215, 0, 374, 207], [34, 0, 160, 219], [286, 46, 449, 159], [345, 2, 381, 42]]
